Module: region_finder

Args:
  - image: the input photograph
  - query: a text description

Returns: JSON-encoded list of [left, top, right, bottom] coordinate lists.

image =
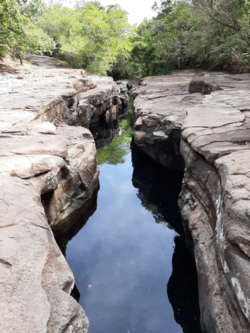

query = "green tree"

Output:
[[38, 1, 135, 74], [0, 0, 55, 63], [112, 0, 250, 79]]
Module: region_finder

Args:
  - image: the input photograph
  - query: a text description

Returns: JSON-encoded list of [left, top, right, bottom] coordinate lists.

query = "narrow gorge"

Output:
[[1, 54, 250, 333]]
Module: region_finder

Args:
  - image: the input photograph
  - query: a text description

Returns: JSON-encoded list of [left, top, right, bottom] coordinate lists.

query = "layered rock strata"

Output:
[[132, 70, 204, 170], [179, 74, 250, 333], [0, 61, 124, 332], [133, 71, 250, 332]]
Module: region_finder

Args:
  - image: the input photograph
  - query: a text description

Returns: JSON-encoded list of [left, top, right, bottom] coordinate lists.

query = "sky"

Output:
[[49, 0, 156, 25], [96, 0, 156, 25]]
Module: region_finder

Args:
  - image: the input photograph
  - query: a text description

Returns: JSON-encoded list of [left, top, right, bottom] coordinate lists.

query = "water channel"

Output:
[[62, 100, 202, 333]]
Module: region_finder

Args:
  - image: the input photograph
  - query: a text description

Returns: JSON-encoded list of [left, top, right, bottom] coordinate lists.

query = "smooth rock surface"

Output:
[[0, 174, 89, 333], [0, 56, 126, 332]]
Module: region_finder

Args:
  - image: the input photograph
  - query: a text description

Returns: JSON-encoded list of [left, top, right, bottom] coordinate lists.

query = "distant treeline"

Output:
[[1, 0, 250, 77]]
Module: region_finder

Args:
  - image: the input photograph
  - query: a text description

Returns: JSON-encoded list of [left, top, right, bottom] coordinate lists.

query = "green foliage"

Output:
[[97, 99, 134, 166], [110, 18, 175, 80], [3, 0, 250, 75], [0, 0, 55, 62], [111, 0, 250, 79], [96, 131, 131, 165], [38, 1, 135, 74]]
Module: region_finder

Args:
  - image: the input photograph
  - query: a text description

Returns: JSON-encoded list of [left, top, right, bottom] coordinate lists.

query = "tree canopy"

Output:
[[37, 1, 135, 73], [111, 0, 250, 79], [0, 0, 55, 62], [2, 0, 250, 75]]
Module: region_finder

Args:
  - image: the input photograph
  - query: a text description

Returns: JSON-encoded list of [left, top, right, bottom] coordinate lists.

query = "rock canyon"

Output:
[[2, 52, 250, 333]]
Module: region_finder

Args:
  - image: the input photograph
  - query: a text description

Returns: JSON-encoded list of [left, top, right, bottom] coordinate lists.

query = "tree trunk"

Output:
[[19, 55, 23, 65]]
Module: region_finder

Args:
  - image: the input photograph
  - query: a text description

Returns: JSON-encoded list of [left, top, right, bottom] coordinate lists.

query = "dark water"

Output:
[[64, 102, 202, 333]]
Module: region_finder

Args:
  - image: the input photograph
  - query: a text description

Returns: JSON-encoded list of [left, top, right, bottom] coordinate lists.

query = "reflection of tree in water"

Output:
[[132, 141, 184, 234], [121, 97, 134, 136], [167, 236, 202, 333], [96, 98, 134, 166], [136, 191, 168, 225], [97, 131, 131, 165], [131, 142, 202, 333]]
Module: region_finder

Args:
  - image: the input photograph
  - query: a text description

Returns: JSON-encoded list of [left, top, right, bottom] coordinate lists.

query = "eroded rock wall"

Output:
[[179, 74, 250, 333], [132, 70, 204, 170], [0, 62, 125, 332], [0, 175, 89, 333], [133, 71, 250, 332]]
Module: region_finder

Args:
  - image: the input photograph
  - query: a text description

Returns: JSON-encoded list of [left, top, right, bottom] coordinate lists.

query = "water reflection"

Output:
[[89, 96, 133, 152], [168, 237, 202, 333], [95, 98, 134, 166], [132, 143, 202, 333], [90, 115, 119, 150], [53, 186, 99, 256], [131, 142, 183, 235], [59, 99, 202, 333]]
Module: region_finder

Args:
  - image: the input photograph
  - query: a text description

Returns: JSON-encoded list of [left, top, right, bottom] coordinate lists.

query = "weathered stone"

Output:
[[0, 55, 127, 332], [132, 71, 204, 170], [0, 174, 89, 333], [134, 70, 250, 332], [179, 74, 250, 332]]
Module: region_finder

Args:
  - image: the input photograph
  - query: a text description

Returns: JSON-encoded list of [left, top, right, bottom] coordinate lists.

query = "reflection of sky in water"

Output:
[[66, 153, 183, 333]]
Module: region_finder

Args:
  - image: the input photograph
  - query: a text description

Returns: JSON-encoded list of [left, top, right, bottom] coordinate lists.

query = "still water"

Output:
[[65, 103, 202, 333]]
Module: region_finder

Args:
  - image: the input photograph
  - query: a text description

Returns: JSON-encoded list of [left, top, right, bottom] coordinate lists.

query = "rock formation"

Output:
[[179, 74, 250, 333], [133, 71, 250, 332], [0, 56, 125, 332], [132, 71, 204, 170]]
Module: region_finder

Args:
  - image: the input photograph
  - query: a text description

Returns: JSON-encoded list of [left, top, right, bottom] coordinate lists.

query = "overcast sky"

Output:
[[49, 0, 156, 25]]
